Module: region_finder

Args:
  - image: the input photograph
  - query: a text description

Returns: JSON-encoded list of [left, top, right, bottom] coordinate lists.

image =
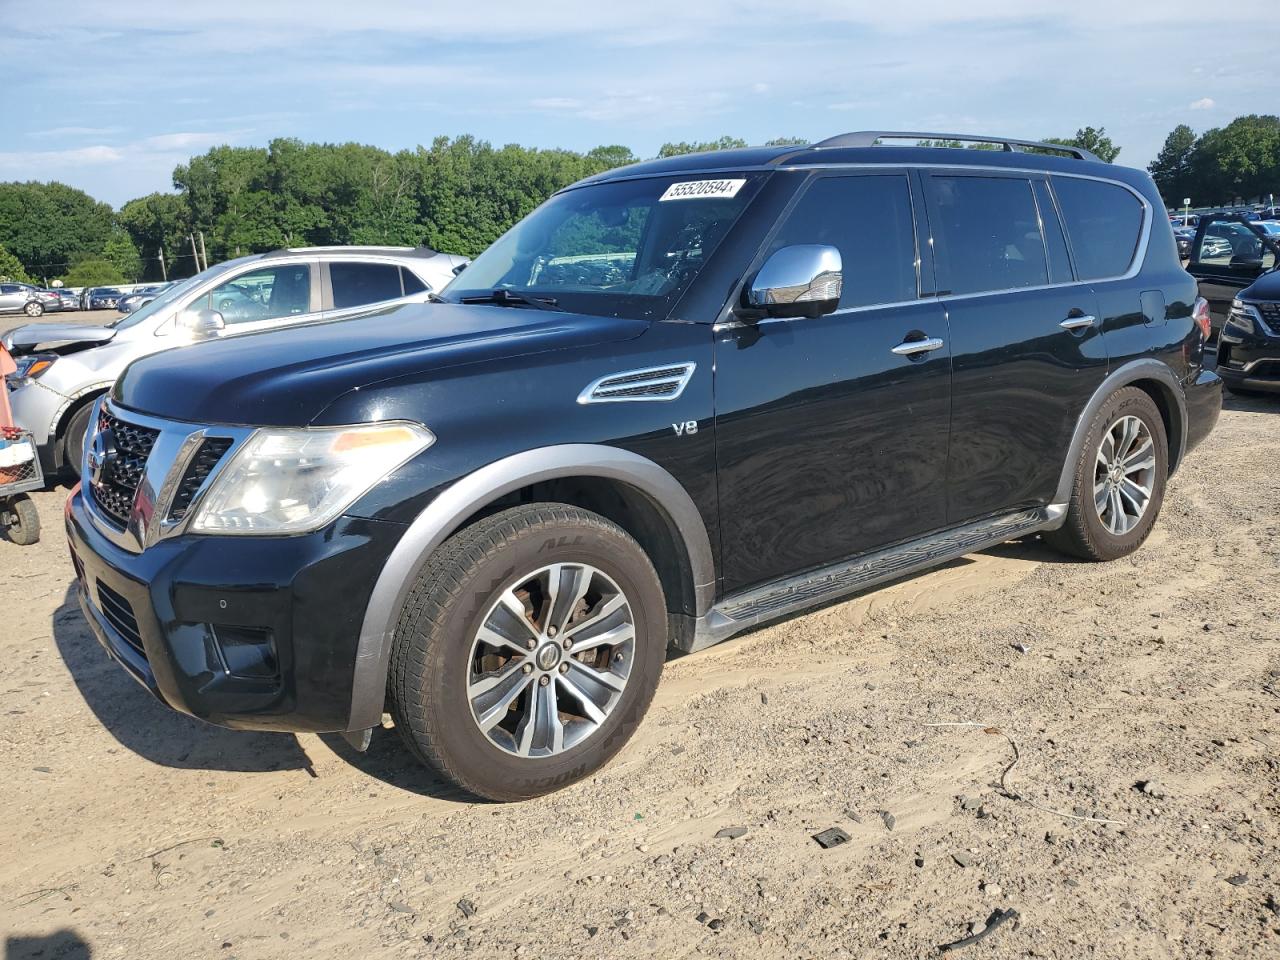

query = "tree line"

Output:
[[1, 121, 1271, 287], [1148, 114, 1280, 209]]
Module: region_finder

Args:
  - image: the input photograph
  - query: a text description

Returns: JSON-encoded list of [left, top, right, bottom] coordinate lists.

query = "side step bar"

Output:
[[682, 505, 1065, 653]]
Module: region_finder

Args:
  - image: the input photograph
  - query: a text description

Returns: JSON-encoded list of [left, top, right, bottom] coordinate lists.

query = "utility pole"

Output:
[[189, 233, 200, 272], [198, 231, 209, 273], [158, 247, 168, 281]]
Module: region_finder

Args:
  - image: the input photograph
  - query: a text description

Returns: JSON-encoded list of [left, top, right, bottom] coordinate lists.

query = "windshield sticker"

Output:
[[659, 178, 746, 202]]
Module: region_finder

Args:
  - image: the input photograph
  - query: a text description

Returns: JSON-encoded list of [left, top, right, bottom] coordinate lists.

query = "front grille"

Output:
[[97, 582, 144, 657], [1255, 301, 1280, 333], [91, 409, 159, 528], [168, 438, 233, 521]]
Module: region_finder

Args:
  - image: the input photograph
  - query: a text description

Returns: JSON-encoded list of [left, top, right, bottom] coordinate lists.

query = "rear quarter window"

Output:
[[1052, 177, 1145, 280]]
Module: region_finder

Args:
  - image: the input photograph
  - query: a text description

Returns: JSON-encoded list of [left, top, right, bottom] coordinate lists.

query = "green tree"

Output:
[[0, 181, 114, 276], [656, 136, 749, 158], [118, 192, 193, 281], [61, 258, 125, 287], [1044, 126, 1121, 163], [0, 242, 33, 283], [103, 230, 142, 281], [1147, 124, 1197, 206], [1191, 115, 1280, 204]]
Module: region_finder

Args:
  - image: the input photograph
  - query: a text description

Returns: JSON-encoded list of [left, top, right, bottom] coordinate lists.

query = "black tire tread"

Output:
[[387, 502, 660, 799], [1044, 386, 1167, 561], [4, 495, 40, 546]]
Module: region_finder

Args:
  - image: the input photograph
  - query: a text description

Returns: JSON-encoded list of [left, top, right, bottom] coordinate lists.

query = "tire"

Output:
[[4, 495, 41, 546], [388, 502, 667, 801], [63, 401, 97, 478], [1045, 387, 1168, 562], [24, 301, 43, 317]]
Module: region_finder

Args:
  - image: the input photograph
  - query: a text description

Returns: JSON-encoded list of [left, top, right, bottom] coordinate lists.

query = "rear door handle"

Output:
[[891, 337, 945, 356], [1059, 314, 1096, 330]]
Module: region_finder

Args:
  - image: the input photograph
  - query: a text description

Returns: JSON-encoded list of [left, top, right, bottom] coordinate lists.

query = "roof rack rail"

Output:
[[811, 131, 1100, 163]]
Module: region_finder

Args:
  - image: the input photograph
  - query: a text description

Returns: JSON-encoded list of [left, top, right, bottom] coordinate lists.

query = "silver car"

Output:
[[1, 245, 468, 476], [0, 283, 62, 317]]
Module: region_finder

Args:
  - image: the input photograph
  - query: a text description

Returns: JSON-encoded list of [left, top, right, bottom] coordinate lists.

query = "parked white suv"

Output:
[[1, 246, 468, 476]]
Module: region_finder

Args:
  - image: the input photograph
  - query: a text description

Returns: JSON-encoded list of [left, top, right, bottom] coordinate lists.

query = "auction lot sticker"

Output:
[[659, 178, 746, 201]]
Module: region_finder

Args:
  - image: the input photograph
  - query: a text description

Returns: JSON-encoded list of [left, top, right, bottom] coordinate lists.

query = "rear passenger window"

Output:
[[330, 262, 403, 309], [401, 268, 427, 295], [768, 175, 917, 309], [1033, 181, 1074, 284], [928, 176, 1048, 295], [1052, 177, 1144, 280]]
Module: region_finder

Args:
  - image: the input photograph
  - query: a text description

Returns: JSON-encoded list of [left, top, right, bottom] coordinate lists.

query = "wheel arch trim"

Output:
[[1052, 358, 1187, 507], [346, 443, 715, 731]]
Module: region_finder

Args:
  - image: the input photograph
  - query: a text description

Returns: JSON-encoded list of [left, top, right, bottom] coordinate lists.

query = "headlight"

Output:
[[190, 422, 434, 534], [8, 353, 58, 383], [1226, 299, 1256, 336]]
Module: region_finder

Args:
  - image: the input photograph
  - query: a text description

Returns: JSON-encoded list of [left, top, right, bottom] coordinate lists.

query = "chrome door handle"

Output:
[[891, 337, 945, 356], [1059, 314, 1096, 330]]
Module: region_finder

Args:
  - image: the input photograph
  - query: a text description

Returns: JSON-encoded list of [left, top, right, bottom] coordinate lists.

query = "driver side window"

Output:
[[196, 264, 313, 324]]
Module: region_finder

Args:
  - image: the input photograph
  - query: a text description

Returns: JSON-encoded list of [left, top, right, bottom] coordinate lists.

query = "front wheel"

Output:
[[1045, 387, 1168, 561], [388, 503, 667, 801], [24, 301, 43, 317], [63, 401, 97, 478]]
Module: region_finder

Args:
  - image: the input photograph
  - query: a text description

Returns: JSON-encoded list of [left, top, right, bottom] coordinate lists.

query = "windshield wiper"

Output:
[[458, 289, 563, 311]]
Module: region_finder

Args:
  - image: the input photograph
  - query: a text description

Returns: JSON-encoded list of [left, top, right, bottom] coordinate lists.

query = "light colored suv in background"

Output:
[[1, 245, 468, 476]]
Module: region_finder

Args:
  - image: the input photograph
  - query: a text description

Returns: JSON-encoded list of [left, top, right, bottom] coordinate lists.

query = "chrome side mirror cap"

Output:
[[178, 308, 226, 340], [740, 244, 843, 320]]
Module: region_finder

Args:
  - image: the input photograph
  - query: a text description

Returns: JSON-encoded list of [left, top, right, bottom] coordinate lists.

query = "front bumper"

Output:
[[5, 379, 62, 468], [66, 488, 406, 733], [1217, 319, 1280, 393]]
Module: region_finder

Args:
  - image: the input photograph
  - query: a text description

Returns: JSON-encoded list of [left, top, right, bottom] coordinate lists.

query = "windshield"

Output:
[[110, 263, 235, 330], [443, 173, 765, 320]]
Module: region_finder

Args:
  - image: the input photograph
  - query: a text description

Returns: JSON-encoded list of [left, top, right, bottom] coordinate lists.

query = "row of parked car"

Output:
[[0, 281, 178, 318]]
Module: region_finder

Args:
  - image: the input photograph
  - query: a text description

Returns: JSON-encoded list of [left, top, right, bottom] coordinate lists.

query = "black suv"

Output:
[[66, 132, 1222, 800], [1185, 212, 1280, 395]]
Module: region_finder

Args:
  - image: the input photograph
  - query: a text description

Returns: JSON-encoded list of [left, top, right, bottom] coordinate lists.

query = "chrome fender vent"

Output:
[[578, 363, 696, 404]]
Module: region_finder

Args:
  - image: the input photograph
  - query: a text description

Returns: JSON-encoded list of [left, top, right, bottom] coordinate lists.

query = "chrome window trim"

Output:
[[577, 362, 697, 404], [694, 162, 1150, 323], [81, 397, 255, 554]]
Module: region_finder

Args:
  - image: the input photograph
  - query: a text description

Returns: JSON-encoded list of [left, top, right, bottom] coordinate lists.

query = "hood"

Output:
[[1242, 268, 1280, 301], [1, 323, 117, 355], [113, 300, 648, 426]]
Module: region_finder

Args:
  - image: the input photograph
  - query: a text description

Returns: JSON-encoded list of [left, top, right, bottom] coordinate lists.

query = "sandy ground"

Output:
[[1, 390, 1278, 960]]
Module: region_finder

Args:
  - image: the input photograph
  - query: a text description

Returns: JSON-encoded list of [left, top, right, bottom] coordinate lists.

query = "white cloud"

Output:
[[0, 145, 125, 171], [1189, 97, 1215, 110]]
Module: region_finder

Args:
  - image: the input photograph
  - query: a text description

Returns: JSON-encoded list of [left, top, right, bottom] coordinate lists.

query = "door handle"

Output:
[[1059, 314, 1096, 330], [891, 337, 945, 356]]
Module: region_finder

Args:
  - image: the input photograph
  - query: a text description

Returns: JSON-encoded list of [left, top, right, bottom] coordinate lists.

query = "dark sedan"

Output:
[[87, 287, 124, 310], [116, 283, 172, 314]]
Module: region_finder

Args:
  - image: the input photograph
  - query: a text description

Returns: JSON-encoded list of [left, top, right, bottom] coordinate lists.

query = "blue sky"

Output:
[[0, 0, 1273, 208]]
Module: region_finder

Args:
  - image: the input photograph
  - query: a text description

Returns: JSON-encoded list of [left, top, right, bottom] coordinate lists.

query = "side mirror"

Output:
[[739, 244, 843, 320], [178, 308, 226, 339]]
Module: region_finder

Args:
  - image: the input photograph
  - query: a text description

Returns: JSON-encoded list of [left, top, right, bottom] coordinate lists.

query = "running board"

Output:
[[681, 505, 1065, 653]]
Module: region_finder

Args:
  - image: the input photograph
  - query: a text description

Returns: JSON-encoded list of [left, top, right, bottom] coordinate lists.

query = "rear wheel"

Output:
[[1045, 387, 1168, 561], [23, 301, 43, 317], [388, 503, 667, 801]]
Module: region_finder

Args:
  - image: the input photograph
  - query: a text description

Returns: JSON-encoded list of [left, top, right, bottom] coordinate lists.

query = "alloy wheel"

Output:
[[466, 563, 635, 758], [1094, 414, 1155, 535]]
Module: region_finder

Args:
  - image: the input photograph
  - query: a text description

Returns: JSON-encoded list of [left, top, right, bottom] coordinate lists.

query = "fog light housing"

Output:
[[211, 625, 278, 679]]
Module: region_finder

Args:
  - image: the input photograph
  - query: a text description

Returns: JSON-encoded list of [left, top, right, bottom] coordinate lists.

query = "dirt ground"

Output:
[[1, 390, 1277, 960]]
